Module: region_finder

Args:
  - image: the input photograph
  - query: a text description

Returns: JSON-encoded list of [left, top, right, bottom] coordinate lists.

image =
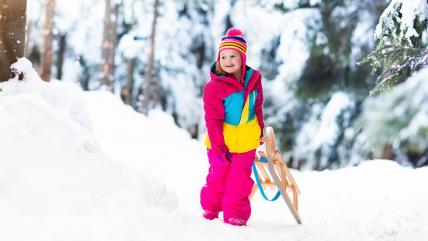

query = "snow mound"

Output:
[[0, 59, 177, 241]]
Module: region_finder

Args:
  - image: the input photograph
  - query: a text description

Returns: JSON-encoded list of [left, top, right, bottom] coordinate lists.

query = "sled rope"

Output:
[[252, 156, 281, 201]]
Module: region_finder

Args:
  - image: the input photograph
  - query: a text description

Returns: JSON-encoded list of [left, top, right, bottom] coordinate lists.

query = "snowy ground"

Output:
[[0, 59, 427, 241]]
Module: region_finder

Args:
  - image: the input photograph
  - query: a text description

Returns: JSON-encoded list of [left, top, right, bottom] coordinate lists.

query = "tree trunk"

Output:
[[0, 0, 27, 82], [381, 144, 394, 160], [39, 0, 56, 82], [100, 0, 119, 91], [140, 0, 161, 113], [56, 34, 66, 80], [122, 58, 135, 106], [190, 123, 199, 139], [78, 55, 90, 90]]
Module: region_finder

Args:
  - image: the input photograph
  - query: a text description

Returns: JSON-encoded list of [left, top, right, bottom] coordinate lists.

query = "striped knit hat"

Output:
[[218, 28, 247, 56], [217, 28, 248, 80]]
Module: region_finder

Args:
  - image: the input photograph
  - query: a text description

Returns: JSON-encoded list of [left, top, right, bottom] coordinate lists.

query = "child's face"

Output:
[[219, 49, 242, 75]]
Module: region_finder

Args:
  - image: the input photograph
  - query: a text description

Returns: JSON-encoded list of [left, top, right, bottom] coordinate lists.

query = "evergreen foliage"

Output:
[[261, 0, 384, 169], [359, 0, 428, 95], [358, 67, 428, 167]]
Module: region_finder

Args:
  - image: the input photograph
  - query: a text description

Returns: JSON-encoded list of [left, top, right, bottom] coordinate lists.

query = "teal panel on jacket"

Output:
[[222, 67, 256, 126], [243, 68, 254, 88], [248, 90, 258, 122], [224, 91, 244, 126]]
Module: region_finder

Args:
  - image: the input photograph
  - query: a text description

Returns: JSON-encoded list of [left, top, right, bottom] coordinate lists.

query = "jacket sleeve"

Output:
[[203, 83, 228, 155], [255, 75, 265, 136]]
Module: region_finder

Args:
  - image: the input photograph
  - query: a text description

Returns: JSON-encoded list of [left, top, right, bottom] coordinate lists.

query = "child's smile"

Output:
[[219, 49, 242, 75]]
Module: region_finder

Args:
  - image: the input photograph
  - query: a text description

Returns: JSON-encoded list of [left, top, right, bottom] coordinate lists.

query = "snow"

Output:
[[60, 0, 104, 64], [399, 0, 428, 41], [117, 33, 146, 59], [258, 0, 321, 9], [375, 0, 428, 45], [230, 4, 323, 84], [305, 92, 354, 147], [0, 59, 427, 240], [231, 1, 284, 68], [294, 92, 355, 169], [350, 10, 377, 68], [360, 67, 428, 159]]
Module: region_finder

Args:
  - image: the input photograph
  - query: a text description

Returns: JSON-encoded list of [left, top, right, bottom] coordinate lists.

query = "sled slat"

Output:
[[251, 127, 303, 224]]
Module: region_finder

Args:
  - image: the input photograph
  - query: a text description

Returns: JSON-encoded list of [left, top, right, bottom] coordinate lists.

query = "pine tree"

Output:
[[39, 0, 56, 82], [359, 0, 428, 95], [0, 0, 27, 82], [139, 0, 162, 113], [100, 0, 119, 91]]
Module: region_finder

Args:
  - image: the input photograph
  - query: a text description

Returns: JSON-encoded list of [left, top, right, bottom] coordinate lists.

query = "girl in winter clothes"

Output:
[[200, 28, 264, 226]]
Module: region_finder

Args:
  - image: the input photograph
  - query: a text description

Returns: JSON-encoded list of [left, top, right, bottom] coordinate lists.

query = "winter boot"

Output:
[[224, 217, 246, 226], [203, 210, 219, 220]]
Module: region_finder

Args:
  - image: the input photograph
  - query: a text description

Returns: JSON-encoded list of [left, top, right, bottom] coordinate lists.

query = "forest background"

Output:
[[1, 0, 427, 170]]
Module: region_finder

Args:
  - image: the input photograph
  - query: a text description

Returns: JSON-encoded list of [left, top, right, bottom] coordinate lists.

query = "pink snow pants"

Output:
[[200, 149, 256, 222]]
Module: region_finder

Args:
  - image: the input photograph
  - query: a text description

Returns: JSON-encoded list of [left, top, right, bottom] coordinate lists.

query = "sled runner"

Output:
[[250, 127, 302, 224]]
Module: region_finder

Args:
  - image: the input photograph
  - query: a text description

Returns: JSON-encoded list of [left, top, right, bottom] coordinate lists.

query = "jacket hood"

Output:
[[209, 63, 259, 89]]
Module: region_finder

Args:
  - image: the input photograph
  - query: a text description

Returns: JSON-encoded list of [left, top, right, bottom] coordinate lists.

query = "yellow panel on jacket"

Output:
[[205, 96, 261, 153]]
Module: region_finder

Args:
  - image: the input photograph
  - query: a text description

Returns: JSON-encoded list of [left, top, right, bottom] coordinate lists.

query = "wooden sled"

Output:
[[250, 127, 303, 224]]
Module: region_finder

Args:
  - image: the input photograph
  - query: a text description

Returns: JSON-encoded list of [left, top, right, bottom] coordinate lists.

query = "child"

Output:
[[200, 28, 264, 226]]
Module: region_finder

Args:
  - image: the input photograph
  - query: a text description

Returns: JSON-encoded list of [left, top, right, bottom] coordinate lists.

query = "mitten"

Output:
[[259, 135, 265, 146], [217, 151, 232, 163]]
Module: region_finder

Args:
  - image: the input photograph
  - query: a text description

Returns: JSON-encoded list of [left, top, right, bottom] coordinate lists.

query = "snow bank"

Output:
[[0, 59, 177, 241]]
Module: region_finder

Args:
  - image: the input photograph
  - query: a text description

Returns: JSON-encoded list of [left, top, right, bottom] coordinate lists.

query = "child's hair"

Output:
[[215, 61, 228, 75]]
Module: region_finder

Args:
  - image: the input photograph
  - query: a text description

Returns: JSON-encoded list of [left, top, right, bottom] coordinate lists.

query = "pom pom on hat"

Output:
[[226, 28, 244, 37]]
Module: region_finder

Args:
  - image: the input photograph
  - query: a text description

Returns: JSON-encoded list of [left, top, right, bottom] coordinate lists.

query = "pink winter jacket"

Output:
[[203, 64, 264, 155]]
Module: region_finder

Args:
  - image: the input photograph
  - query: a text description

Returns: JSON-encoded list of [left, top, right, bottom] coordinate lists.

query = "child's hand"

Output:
[[217, 151, 232, 163], [260, 136, 265, 146]]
